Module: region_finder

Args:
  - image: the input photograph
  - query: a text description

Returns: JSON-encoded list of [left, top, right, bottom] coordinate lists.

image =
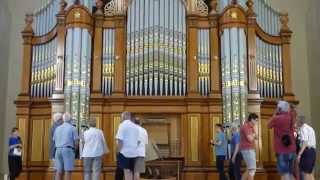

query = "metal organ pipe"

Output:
[[221, 28, 247, 123], [197, 29, 210, 96], [126, 0, 186, 96], [254, 0, 281, 36], [102, 29, 115, 96], [256, 37, 283, 99], [64, 28, 92, 127]]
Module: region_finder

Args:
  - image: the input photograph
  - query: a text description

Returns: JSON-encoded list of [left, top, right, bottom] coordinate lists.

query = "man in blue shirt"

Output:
[[229, 122, 242, 180], [53, 112, 79, 180], [50, 113, 63, 160], [211, 123, 227, 180]]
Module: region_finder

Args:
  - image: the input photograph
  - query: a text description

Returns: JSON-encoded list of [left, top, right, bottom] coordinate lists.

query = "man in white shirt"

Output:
[[82, 119, 109, 180], [296, 115, 317, 180], [133, 118, 148, 180], [116, 112, 140, 180]]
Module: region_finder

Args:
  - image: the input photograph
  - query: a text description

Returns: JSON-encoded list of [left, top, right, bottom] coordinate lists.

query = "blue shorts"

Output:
[[276, 153, 295, 175], [118, 153, 135, 171], [55, 147, 75, 172]]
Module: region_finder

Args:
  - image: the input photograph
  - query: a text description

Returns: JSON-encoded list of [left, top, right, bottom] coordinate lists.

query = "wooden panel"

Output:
[[112, 114, 121, 161], [31, 120, 44, 161], [29, 172, 44, 180], [103, 113, 113, 164], [18, 118, 27, 162], [43, 119, 51, 161], [189, 114, 200, 162], [104, 172, 115, 180], [261, 117, 270, 162], [210, 115, 221, 163], [16, 172, 28, 180], [183, 172, 206, 180], [71, 172, 84, 180]]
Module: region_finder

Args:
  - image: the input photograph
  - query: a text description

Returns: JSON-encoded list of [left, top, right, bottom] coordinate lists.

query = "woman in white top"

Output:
[[296, 115, 316, 180]]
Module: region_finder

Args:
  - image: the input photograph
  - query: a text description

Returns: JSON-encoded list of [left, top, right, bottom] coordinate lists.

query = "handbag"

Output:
[[13, 148, 22, 156]]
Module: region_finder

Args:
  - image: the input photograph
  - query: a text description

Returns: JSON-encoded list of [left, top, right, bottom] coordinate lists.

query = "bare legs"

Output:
[[54, 171, 71, 180], [241, 170, 254, 180]]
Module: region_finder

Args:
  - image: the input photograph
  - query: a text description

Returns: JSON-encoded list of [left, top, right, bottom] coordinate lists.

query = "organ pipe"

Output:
[[31, 38, 57, 98], [64, 28, 92, 127], [256, 37, 283, 99], [126, 0, 186, 96], [221, 28, 247, 123]]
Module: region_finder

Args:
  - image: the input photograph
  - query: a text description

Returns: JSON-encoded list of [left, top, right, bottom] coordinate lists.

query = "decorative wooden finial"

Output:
[[59, 0, 67, 12], [280, 12, 290, 32], [95, 0, 104, 15], [23, 13, 34, 32], [246, 0, 255, 15], [209, 0, 218, 15]]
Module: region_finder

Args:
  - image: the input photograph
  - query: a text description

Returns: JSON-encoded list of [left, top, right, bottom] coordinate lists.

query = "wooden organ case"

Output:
[[15, 0, 297, 179]]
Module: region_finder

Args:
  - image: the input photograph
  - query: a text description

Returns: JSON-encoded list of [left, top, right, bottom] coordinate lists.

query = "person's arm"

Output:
[[100, 131, 109, 154], [116, 139, 123, 153], [214, 133, 223, 146], [297, 127, 308, 163], [73, 127, 79, 148], [9, 138, 22, 150], [243, 127, 256, 143], [232, 144, 239, 163], [115, 124, 124, 153]]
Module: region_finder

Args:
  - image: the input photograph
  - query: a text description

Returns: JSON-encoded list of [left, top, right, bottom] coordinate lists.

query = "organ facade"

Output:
[[15, 0, 296, 179]]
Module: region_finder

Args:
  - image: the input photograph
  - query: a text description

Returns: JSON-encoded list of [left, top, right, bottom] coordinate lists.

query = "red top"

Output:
[[239, 121, 256, 150], [268, 112, 296, 154]]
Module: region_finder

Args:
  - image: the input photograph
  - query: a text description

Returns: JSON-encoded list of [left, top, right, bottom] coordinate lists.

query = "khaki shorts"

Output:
[[134, 157, 145, 173], [241, 149, 256, 171]]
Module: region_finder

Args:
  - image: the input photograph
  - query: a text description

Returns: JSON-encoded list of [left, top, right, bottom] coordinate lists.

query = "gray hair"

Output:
[[231, 121, 240, 129], [277, 101, 290, 113], [297, 115, 307, 126], [88, 118, 97, 127], [63, 112, 72, 122], [121, 111, 132, 121], [53, 113, 63, 122]]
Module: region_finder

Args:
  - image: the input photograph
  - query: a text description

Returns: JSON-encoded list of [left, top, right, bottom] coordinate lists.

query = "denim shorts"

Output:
[[55, 147, 75, 172], [276, 153, 295, 175], [241, 149, 256, 170]]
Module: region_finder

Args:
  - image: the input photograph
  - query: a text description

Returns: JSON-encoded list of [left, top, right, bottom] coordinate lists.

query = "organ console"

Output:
[[15, 0, 297, 179]]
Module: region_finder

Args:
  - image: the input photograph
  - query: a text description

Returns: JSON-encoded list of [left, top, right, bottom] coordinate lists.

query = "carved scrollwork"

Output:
[[104, 0, 127, 16], [196, 0, 209, 16]]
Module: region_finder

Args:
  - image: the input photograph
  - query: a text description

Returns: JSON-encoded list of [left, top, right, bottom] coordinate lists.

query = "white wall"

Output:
[[268, 0, 311, 118], [2, 0, 43, 174], [305, 0, 320, 177], [0, 0, 11, 176]]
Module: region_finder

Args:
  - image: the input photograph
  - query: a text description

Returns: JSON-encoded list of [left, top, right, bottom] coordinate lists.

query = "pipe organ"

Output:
[[16, 0, 297, 179], [126, 0, 187, 96]]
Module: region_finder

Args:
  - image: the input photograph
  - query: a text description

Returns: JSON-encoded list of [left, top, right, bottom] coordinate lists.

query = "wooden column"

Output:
[[280, 13, 295, 101], [54, 1, 67, 94], [186, 16, 199, 97], [113, 16, 126, 97], [246, 0, 260, 99], [209, 13, 221, 98], [91, 2, 104, 97], [19, 13, 34, 98]]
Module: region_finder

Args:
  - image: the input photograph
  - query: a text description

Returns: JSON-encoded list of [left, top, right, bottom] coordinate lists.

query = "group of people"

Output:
[[211, 101, 317, 180], [50, 112, 109, 180], [7, 101, 316, 180], [49, 111, 148, 180]]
